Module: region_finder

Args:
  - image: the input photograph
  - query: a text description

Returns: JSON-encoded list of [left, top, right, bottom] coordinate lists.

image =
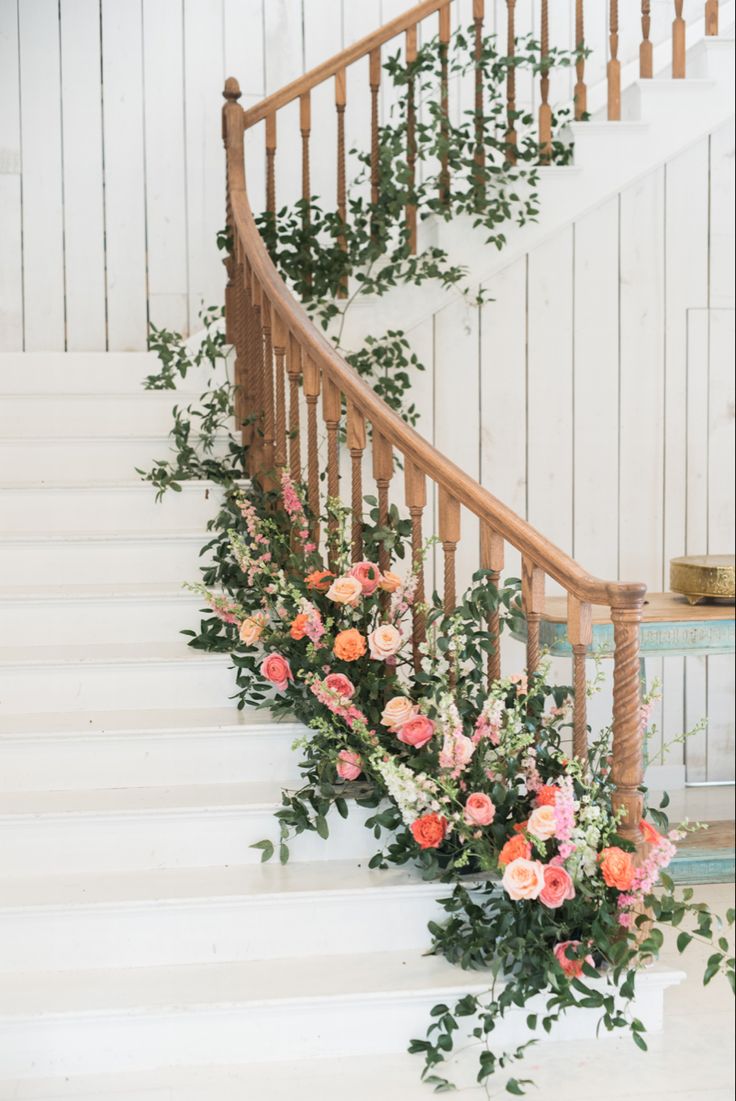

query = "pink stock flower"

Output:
[[260, 653, 293, 692], [336, 749, 362, 781], [396, 714, 436, 749], [439, 733, 475, 776], [539, 864, 576, 909]]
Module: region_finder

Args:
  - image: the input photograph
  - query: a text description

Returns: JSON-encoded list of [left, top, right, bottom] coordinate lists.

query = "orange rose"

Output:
[[498, 834, 532, 867], [290, 613, 309, 640], [513, 820, 529, 835], [410, 813, 447, 850], [640, 818, 663, 847], [535, 784, 558, 807], [333, 628, 367, 662], [599, 846, 635, 891], [305, 570, 334, 593], [380, 570, 402, 593]]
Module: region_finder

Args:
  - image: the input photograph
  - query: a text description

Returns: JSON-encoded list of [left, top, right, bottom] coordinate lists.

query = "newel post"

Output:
[[610, 593, 645, 854]]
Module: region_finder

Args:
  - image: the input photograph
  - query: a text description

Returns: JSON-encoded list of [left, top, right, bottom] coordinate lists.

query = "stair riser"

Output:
[[0, 595, 204, 646], [0, 980, 673, 1079], [0, 485, 225, 533], [0, 352, 227, 394], [0, 537, 209, 584], [0, 804, 381, 875], [0, 658, 236, 713], [0, 396, 215, 439], [621, 80, 723, 124], [0, 438, 230, 482], [0, 889, 443, 973], [0, 729, 303, 792]]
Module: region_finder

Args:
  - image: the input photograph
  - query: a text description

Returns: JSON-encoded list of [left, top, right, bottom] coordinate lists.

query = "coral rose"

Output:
[[380, 570, 402, 593], [599, 846, 635, 890], [324, 673, 355, 699], [305, 570, 334, 593], [640, 818, 663, 847], [527, 804, 557, 842], [539, 864, 576, 909], [535, 784, 558, 808], [349, 561, 382, 596], [336, 749, 362, 781], [410, 813, 447, 850], [290, 613, 309, 640], [498, 834, 532, 867], [463, 792, 496, 827], [553, 940, 594, 979], [239, 612, 267, 647], [381, 696, 416, 730], [260, 653, 293, 692], [368, 624, 402, 661], [501, 857, 546, 901], [326, 575, 363, 607], [333, 628, 367, 662], [396, 714, 435, 749]]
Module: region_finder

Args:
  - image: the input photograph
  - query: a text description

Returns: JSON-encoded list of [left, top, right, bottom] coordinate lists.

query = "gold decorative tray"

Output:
[[670, 554, 735, 605]]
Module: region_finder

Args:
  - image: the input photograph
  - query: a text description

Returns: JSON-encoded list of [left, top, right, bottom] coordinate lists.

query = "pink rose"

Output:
[[527, 804, 557, 842], [501, 857, 546, 901], [368, 624, 402, 661], [326, 575, 363, 607], [324, 673, 355, 699], [463, 792, 496, 827], [553, 940, 594, 978], [396, 714, 436, 749], [381, 696, 416, 730], [539, 864, 576, 909], [349, 561, 382, 595], [336, 749, 362, 781], [260, 653, 293, 693]]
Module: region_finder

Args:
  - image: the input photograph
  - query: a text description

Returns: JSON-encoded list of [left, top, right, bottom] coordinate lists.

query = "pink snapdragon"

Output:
[[439, 733, 475, 778], [207, 593, 241, 625], [473, 698, 504, 746], [553, 777, 576, 843]]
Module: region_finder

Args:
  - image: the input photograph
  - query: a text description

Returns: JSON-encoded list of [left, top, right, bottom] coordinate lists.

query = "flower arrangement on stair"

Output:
[[185, 472, 735, 1096]]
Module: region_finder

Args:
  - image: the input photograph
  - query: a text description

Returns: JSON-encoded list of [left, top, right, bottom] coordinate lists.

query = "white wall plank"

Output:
[[101, 0, 148, 349], [710, 120, 736, 309], [0, 0, 23, 350], [224, 0, 264, 97], [304, 0, 343, 211], [18, 0, 65, 350]]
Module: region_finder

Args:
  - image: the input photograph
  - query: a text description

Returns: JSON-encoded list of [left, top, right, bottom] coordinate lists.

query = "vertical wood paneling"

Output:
[[263, 0, 304, 211], [143, 0, 188, 334], [224, 0, 265, 96], [303, 0, 343, 210], [59, 0, 106, 350], [0, 0, 23, 350], [18, 0, 65, 350], [710, 121, 736, 308], [101, 0, 148, 350]]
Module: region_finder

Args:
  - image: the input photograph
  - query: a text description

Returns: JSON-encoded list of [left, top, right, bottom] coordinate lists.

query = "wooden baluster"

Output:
[[272, 312, 288, 471], [265, 112, 277, 214], [287, 333, 302, 481], [322, 375, 341, 566], [260, 296, 276, 476], [473, 0, 485, 204], [522, 557, 545, 676], [224, 255, 243, 433], [574, 0, 587, 119], [505, 0, 517, 162], [405, 25, 418, 253], [248, 269, 266, 476], [347, 403, 366, 561], [608, 1, 621, 120], [302, 354, 321, 541], [480, 521, 504, 685], [439, 487, 460, 614], [568, 594, 593, 764], [369, 47, 381, 224], [300, 92, 312, 293], [705, 0, 719, 35], [335, 68, 348, 296], [405, 459, 427, 670], [672, 0, 686, 78], [640, 1, 653, 78], [610, 599, 645, 852], [439, 2, 451, 204], [372, 430, 393, 577], [538, 0, 552, 163]]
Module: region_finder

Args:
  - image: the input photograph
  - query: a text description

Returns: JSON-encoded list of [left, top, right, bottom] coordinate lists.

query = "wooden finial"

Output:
[[223, 77, 242, 102]]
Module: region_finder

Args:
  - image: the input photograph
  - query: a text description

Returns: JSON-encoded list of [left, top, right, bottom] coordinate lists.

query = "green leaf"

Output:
[[249, 839, 274, 862], [315, 815, 329, 840], [677, 932, 693, 954]]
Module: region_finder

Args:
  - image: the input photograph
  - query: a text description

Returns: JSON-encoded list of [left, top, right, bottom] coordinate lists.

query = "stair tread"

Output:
[[0, 641, 232, 667], [0, 780, 286, 818], [0, 706, 297, 737], [0, 581, 197, 600], [0, 527, 207, 542], [0, 478, 226, 490]]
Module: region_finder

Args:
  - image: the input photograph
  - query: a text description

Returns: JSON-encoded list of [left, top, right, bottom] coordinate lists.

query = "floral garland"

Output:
[[185, 474, 735, 1093]]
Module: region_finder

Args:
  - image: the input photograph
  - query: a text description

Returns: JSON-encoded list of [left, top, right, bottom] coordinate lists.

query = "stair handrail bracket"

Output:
[[220, 0, 658, 853]]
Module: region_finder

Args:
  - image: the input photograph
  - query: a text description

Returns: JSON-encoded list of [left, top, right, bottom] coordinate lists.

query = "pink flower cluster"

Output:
[[439, 733, 475, 778], [553, 778, 577, 860], [310, 674, 378, 744], [281, 472, 316, 553], [473, 698, 504, 746], [617, 825, 678, 927], [207, 593, 242, 625]]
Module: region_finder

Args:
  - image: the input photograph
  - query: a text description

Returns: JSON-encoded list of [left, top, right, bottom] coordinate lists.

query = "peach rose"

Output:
[[368, 624, 402, 661], [326, 575, 363, 607], [349, 561, 382, 596], [539, 864, 576, 909], [380, 570, 402, 593], [501, 857, 546, 901], [498, 834, 532, 866], [510, 672, 528, 695], [553, 940, 594, 979], [527, 804, 557, 842], [324, 673, 355, 699], [463, 792, 496, 827], [410, 812, 447, 850], [535, 784, 558, 807], [336, 749, 362, 781], [305, 569, 335, 593], [333, 628, 367, 662], [381, 696, 416, 730], [260, 652, 293, 692], [239, 612, 267, 646], [640, 818, 663, 847], [290, 613, 309, 640], [396, 714, 435, 749], [599, 846, 635, 891]]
